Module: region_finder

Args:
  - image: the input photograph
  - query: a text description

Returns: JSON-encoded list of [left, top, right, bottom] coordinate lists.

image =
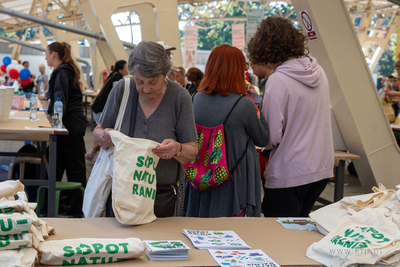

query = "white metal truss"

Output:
[[0, 0, 397, 70], [0, 0, 85, 36]]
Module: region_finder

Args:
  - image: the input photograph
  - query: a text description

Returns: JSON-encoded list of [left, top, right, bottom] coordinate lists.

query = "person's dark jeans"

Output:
[[262, 178, 329, 217]]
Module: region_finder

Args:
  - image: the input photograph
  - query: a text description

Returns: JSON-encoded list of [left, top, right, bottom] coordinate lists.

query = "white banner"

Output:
[[232, 24, 245, 54], [246, 9, 264, 43], [184, 25, 198, 69]]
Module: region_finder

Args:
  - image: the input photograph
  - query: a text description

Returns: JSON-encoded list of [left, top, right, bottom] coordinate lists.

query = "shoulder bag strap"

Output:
[[128, 80, 139, 137], [223, 95, 244, 125], [114, 78, 131, 131]]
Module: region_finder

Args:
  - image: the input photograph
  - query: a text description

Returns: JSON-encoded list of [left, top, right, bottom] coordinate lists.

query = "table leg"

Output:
[[39, 141, 47, 180], [84, 95, 88, 120], [48, 135, 57, 217], [90, 107, 95, 131], [334, 160, 345, 202]]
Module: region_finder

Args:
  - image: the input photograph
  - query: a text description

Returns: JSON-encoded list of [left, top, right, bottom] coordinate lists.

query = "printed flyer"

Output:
[[183, 229, 250, 250], [208, 249, 280, 267]]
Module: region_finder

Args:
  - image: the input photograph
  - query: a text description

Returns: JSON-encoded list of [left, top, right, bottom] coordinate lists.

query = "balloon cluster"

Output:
[[1, 56, 31, 86]]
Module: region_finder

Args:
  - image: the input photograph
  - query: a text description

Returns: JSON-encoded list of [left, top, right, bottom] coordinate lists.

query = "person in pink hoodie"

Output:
[[247, 17, 334, 217]]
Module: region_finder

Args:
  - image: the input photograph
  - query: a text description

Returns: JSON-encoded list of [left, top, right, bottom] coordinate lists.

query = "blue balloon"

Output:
[[20, 68, 31, 80], [2, 56, 11, 66]]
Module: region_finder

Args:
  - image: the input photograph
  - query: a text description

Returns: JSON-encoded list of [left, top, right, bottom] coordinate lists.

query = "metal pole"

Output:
[[75, 59, 91, 86], [0, 7, 135, 49], [0, 35, 91, 84]]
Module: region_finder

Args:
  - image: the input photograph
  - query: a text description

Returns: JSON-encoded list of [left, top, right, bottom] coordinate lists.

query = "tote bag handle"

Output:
[[114, 78, 131, 131]]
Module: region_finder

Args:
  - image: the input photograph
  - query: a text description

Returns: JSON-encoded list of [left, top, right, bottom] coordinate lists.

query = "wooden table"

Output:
[[36, 217, 324, 266], [22, 97, 48, 111], [82, 90, 98, 119], [333, 151, 360, 201], [0, 106, 67, 216], [318, 151, 360, 205], [391, 124, 400, 132], [82, 91, 98, 130]]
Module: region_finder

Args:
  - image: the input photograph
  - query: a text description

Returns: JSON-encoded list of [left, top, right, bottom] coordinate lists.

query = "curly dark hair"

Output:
[[247, 17, 309, 65]]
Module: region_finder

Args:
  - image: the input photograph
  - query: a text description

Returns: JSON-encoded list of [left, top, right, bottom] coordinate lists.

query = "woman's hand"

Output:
[[152, 139, 179, 160], [100, 128, 116, 150], [152, 140, 198, 165], [93, 124, 115, 150], [246, 83, 257, 94]]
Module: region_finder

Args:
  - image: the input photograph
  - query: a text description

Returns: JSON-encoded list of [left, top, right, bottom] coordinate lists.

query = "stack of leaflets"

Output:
[[276, 217, 318, 231], [183, 229, 250, 250], [144, 240, 190, 261]]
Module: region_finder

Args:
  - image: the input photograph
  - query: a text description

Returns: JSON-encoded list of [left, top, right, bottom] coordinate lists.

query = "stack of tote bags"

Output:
[[308, 184, 400, 266], [0, 181, 147, 266], [0, 180, 55, 267]]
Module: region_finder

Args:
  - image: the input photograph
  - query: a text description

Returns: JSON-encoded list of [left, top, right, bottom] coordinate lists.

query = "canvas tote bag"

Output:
[[307, 208, 400, 267], [109, 131, 161, 225], [310, 184, 396, 235], [38, 237, 145, 265], [82, 78, 130, 218]]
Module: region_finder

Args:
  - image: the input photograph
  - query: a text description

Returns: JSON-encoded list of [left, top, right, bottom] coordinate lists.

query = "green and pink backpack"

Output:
[[184, 95, 249, 192]]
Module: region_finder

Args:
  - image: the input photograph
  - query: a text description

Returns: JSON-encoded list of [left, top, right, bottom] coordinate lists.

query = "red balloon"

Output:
[[0, 65, 6, 73], [9, 69, 19, 79], [20, 78, 30, 86]]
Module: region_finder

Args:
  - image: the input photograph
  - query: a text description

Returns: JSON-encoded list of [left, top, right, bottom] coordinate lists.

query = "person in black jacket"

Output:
[[85, 60, 128, 163], [91, 60, 128, 123], [45, 41, 86, 217]]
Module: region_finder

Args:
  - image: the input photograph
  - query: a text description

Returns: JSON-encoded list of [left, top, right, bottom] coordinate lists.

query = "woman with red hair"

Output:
[[184, 45, 269, 217]]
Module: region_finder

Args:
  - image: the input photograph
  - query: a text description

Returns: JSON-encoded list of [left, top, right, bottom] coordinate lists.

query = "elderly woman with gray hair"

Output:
[[93, 41, 198, 217]]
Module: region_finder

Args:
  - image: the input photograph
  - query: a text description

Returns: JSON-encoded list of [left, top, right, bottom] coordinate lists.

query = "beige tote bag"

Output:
[[310, 184, 396, 235], [38, 237, 145, 265], [384, 102, 395, 123], [0, 248, 37, 267], [307, 208, 400, 267], [109, 131, 160, 225]]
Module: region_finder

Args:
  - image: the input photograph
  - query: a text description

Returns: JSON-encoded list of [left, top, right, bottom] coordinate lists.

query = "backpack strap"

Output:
[[223, 96, 244, 125], [223, 95, 248, 176], [229, 136, 250, 175], [191, 91, 197, 102]]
